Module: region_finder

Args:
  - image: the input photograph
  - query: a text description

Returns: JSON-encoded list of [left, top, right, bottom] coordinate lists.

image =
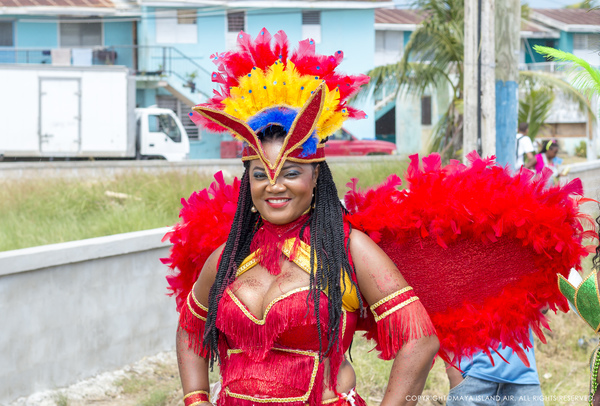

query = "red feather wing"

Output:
[[161, 171, 239, 312], [345, 153, 596, 364]]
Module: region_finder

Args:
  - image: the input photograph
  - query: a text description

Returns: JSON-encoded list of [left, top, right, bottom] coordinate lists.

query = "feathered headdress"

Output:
[[190, 28, 369, 184]]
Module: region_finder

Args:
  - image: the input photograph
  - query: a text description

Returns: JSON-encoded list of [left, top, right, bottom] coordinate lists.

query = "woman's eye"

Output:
[[253, 172, 267, 180], [284, 171, 300, 178]]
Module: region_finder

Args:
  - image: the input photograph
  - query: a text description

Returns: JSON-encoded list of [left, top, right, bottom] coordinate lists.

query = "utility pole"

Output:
[[464, 0, 495, 162], [495, 0, 520, 167]]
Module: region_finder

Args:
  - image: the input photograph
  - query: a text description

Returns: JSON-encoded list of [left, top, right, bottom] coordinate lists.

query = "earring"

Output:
[[251, 206, 257, 213]]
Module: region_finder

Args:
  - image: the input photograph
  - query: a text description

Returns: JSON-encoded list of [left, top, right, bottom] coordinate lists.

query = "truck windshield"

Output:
[[149, 114, 182, 143]]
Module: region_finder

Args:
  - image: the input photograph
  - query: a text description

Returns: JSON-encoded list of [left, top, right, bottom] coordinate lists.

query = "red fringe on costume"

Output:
[[161, 171, 239, 313], [345, 152, 597, 365], [364, 290, 437, 361], [178, 291, 210, 358]]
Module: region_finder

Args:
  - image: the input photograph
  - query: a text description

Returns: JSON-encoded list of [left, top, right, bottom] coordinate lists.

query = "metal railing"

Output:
[[0, 45, 211, 95]]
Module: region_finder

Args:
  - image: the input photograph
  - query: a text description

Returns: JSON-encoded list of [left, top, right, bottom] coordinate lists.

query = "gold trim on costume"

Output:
[[183, 390, 210, 400], [187, 291, 207, 321], [191, 283, 209, 311], [236, 252, 259, 277], [370, 286, 413, 310], [224, 347, 320, 403], [234, 238, 359, 312], [226, 286, 311, 324], [371, 296, 419, 322]]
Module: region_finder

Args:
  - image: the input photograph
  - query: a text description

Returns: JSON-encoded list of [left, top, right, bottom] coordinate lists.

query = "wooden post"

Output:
[[495, 0, 520, 167], [463, 0, 478, 161], [481, 0, 495, 159], [464, 0, 495, 162]]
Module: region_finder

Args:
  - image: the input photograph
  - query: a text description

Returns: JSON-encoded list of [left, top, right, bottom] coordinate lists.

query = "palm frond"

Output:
[[533, 45, 600, 99], [518, 88, 555, 140], [519, 70, 594, 119]]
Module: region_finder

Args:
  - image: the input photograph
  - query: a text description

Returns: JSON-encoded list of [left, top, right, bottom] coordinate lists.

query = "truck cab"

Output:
[[135, 107, 190, 161]]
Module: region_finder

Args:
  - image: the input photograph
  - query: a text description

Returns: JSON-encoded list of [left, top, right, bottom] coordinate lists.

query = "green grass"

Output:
[[0, 159, 408, 252], [0, 170, 214, 251], [138, 389, 169, 406], [52, 392, 68, 406]]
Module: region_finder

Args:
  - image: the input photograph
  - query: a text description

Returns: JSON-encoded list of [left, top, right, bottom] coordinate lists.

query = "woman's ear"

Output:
[[313, 164, 320, 186]]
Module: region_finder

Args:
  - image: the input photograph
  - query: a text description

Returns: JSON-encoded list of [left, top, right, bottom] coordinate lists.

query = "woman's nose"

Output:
[[266, 180, 286, 193]]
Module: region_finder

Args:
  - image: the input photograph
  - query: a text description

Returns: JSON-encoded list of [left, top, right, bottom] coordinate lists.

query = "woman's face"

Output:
[[546, 145, 558, 159], [249, 139, 318, 225]]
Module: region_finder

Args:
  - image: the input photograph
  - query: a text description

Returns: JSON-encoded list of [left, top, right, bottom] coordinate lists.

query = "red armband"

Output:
[[178, 286, 210, 358], [183, 390, 210, 406], [366, 286, 436, 360]]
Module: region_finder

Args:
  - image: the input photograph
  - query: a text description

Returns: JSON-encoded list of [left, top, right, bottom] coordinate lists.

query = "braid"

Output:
[[203, 167, 259, 368], [594, 213, 600, 271], [309, 161, 364, 359]]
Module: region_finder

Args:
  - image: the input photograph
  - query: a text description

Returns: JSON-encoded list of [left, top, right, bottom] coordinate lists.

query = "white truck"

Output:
[[0, 65, 189, 161]]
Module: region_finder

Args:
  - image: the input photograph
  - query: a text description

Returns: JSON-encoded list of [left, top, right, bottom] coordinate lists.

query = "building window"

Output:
[[573, 34, 600, 66], [0, 21, 14, 47], [177, 9, 197, 25], [60, 22, 102, 47], [573, 34, 600, 50], [375, 30, 404, 66], [226, 11, 246, 49], [156, 9, 198, 44], [302, 11, 321, 44], [421, 96, 432, 126]]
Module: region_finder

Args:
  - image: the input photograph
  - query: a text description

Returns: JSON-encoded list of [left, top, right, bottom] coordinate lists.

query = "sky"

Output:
[[392, 0, 582, 7]]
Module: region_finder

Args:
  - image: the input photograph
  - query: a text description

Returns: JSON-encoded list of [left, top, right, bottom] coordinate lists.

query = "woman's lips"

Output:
[[265, 198, 291, 208]]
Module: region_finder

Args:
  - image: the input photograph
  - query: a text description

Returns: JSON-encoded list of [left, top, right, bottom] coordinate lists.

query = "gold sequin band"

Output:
[[183, 390, 210, 406], [186, 285, 208, 321], [370, 287, 419, 322]]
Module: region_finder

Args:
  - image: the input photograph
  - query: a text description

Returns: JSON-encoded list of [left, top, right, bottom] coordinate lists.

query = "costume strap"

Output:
[[365, 286, 437, 360], [178, 285, 210, 358]]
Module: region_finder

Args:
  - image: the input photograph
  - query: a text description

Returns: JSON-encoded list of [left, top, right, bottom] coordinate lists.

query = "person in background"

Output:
[[445, 330, 544, 406], [515, 122, 535, 171], [535, 140, 561, 185]]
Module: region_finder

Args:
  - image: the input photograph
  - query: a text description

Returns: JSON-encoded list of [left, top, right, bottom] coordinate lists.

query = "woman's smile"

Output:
[[265, 197, 292, 208]]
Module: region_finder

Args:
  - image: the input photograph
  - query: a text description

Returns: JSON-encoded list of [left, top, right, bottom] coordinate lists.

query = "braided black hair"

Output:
[[594, 214, 600, 271], [202, 125, 363, 367]]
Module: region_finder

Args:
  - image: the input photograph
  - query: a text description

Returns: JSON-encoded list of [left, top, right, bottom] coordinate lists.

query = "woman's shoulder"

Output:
[[193, 243, 226, 303]]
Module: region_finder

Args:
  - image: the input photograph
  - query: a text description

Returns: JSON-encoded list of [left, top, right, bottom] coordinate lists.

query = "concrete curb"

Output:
[[0, 227, 172, 276]]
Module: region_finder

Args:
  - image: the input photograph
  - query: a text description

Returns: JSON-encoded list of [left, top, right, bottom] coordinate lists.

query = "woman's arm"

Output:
[[350, 230, 439, 406], [176, 245, 224, 405]]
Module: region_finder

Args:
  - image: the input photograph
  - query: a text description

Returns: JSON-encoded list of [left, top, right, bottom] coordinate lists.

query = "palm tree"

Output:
[[366, 0, 593, 160]]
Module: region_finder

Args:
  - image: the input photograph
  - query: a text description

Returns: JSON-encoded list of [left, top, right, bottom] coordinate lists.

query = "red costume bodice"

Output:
[[216, 287, 359, 405]]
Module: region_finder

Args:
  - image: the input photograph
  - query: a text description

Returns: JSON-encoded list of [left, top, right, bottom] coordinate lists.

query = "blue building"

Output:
[[374, 7, 600, 158], [0, 0, 392, 158]]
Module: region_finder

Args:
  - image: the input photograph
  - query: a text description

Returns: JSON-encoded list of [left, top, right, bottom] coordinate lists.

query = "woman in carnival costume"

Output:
[[163, 29, 597, 406]]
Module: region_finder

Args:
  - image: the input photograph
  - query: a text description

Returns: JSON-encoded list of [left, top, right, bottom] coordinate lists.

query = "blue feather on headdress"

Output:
[[248, 107, 318, 157]]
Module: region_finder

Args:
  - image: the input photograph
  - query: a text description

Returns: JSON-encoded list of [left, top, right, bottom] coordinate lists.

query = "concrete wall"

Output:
[[565, 159, 600, 203], [0, 228, 177, 405]]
